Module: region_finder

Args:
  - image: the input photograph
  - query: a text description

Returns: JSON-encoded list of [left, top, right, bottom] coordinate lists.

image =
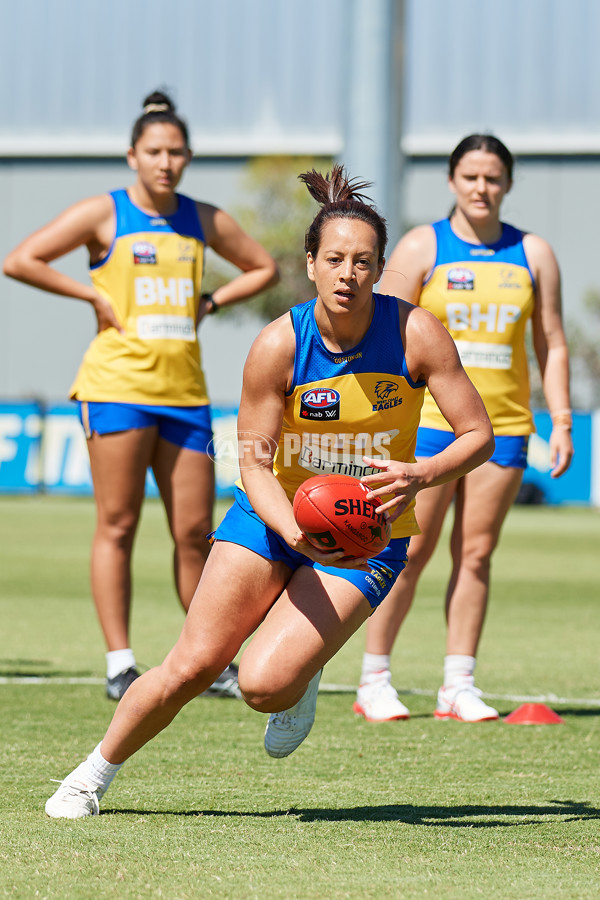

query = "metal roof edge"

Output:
[[402, 132, 600, 157], [0, 132, 344, 159]]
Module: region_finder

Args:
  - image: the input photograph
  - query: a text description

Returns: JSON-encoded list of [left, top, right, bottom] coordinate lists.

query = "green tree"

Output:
[[525, 290, 600, 411], [202, 155, 332, 323], [567, 289, 600, 408]]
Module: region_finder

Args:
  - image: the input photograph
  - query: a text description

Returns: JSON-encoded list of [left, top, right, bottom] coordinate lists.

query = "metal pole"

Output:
[[342, 0, 405, 248]]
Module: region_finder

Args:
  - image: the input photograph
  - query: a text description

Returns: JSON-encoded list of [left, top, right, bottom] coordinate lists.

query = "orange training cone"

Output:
[[504, 703, 564, 725]]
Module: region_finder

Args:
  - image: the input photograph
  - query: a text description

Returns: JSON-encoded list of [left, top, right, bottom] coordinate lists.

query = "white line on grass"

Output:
[[322, 684, 600, 706], [1, 676, 600, 707], [0, 676, 105, 685]]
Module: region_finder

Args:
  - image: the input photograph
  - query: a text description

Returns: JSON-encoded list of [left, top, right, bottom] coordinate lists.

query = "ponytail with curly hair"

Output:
[[301, 165, 387, 261]]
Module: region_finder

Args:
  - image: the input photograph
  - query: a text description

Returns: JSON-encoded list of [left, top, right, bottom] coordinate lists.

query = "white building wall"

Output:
[[2, 0, 600, 405]]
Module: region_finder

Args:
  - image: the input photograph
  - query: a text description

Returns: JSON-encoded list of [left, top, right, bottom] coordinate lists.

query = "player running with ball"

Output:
[[45, 166, 493, 818]]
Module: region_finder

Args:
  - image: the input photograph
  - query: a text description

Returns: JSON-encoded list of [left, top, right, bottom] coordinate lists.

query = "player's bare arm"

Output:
[[524, 233, 573, 477], [379, 224, 436, 303], [362, 302, 493, 515], [196, 202, 279, 315], [3, 194, 123, 332], [238, 316, 350, 567], [238, 316, 305, 538]]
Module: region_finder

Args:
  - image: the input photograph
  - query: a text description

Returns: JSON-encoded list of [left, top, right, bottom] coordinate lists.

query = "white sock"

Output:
[[361, 653, 391, 683], [106, 649, 136, 680], [72, 743, 123, 800], [443, 654, 476, 688]]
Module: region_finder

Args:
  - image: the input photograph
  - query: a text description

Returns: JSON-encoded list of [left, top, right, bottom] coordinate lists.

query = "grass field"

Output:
[[0, 496, 598, 899]]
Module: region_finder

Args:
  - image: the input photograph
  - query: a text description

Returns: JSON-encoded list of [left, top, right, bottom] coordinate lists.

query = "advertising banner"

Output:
[[520, 412, 593, 505], [0, 402, 43, 493], [0, 403, 597, 505]]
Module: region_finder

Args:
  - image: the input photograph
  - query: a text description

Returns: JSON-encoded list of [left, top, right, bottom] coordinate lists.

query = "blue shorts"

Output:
[[213, 487, 410, 610], [78, 401, 213, 454], [415, 427, 529, 469]]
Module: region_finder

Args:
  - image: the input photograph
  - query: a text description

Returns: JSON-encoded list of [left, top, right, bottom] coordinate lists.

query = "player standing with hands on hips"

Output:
[[44, 165, 494, 818], [355, 134, 574, 725], [3, 91, 279, 700]]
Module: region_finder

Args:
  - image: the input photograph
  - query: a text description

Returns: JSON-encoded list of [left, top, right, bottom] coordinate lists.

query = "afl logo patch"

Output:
[[447, 267, 474, 290], [133, 241, 157, 265], [300, 388, 341, 420]]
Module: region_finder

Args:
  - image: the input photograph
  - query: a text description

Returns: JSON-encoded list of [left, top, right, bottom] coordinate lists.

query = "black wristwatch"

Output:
[[202, 293, 219, 315]]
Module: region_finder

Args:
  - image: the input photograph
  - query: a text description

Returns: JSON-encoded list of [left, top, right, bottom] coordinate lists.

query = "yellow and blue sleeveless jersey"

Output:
[[273, 295, 425, 538], [418, 218, 536, 435], [70, 189, 209, 406]]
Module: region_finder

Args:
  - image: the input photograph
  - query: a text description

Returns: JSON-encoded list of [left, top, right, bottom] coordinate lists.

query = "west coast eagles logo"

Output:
[[372, 381, 403, 412], [498, 267, 521, 290], [178, 240, 196, 263]]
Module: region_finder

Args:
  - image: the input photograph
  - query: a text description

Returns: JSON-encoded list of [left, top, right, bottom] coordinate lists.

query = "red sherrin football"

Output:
[[293, 474, 391, 559]]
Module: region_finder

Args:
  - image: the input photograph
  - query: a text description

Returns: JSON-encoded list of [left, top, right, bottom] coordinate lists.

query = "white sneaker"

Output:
[[434, 683, 499, 723], [353, 671, 410, 722], [264, 670, 322, 758], [45, 773, 101, 818]]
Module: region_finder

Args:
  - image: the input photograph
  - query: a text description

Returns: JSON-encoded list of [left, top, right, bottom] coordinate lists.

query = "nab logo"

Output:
[[300, 388, 341, 421], [133, 241, 157, 265]]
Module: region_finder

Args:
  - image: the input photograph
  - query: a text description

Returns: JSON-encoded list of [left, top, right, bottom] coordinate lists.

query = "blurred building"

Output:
[[1, 0, 599, 406]]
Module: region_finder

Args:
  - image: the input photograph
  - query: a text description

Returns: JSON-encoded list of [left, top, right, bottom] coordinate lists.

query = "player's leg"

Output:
[[365, 480, 456, 654], [242, 566, 372, 710], [151, 438, 214, 611], [87, 426, 158, 695], [445, 460, 524, 649], [240, 565, 373, 757], [151, 411, 240, 698], [355, 479, 456, 722], [435, 460, 523, 722], [101, 542, 291, 760], [45, 541, 292, 817]]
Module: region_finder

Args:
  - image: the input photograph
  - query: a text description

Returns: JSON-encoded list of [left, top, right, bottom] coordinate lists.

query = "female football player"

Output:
[[4, 90, 278, 700], [355, 135, 573, 724], [44, 165, 493, 818]]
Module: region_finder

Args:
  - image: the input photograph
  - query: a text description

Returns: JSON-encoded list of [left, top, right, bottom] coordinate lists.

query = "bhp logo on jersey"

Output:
[[300, 388, 340, 421], [132, 242, 157, 265], [135, 277, 194, 307]]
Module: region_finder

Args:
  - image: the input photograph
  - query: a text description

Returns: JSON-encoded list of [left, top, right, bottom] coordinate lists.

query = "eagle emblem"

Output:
[[374, 380, 398, 400]]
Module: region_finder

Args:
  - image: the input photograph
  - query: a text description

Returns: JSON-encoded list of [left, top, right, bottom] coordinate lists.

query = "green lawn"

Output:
[[0, 497, 598, 899]]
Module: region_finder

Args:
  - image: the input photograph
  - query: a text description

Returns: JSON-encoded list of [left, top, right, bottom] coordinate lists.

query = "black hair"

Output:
[[300, 165, 388, 262], [448, 134, 514, 181], [130, 90, 190, 149]]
